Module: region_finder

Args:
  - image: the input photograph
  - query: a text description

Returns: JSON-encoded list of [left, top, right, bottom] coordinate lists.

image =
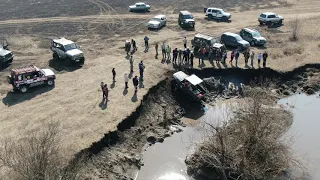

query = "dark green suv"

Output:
[[178, 11, 195, 29]]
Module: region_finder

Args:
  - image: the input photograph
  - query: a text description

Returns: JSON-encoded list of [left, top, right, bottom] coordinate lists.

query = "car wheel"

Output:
[[278, 20, 283, 25], [47, 79, 55, 86], [208, 14, 213, 20], [53, 53, 58, 59], [20, 86, 28, 93], [250, 41, 255, 46], [222, 17, 227, 22], [267, 21, 272, 27], [259, 21, 263, 26]]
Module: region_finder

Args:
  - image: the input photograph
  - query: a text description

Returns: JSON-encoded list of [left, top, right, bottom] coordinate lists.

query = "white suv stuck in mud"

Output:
[[51, 38, 85, 65]]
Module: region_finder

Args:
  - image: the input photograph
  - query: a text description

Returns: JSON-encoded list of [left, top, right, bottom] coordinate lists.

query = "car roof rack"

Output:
[[12, 65, 39, 75]]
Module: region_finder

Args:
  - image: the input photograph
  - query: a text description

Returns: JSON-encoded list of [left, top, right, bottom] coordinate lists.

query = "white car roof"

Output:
[[243, 28, 258, 33], [53, 38, 74, 46], [180, 11, 192, 15], [186, 74, 203, 86], [207, 7, 223, 11], [154, 15, 166, 19], [136, 2, 146, 5], [223, 32, 239, 37], [262, 12, 276, 15], [173, 71, 189, 82], [195, 33, 214, 41], [0, 48, 11, 56]]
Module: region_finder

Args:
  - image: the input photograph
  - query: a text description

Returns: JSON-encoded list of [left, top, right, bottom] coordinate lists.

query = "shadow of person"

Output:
[[123, 88, 128, 96], [99, 99, 108, 110], [110, 81, 115, 89], [125, 54, 130, 60], [216, 62, 222, 69], [155, 55, 158, 59], [139, 80, 144, 89], [222, 62, 228, 69], [166, 59, 171, 64], [131, 94, 138, 102], [244, 64, 250, 69], [128, 72, 133, 79]]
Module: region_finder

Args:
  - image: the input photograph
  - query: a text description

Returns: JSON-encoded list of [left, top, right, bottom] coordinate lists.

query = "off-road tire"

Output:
[[47, 79, 55, 86], [267, 21, 273, 27], [278, 20, 283, 25], [259, 21, 263, 26], [250, 41, 255, 46], [208, 14, 213, 20], [222, 17, 227, 22], [53, 53, 58, 60], [19, 86, 28, 93]]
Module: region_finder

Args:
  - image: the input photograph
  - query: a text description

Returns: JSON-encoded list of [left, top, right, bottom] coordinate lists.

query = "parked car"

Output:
[[178, 11, 195, 29], [0, 44, 14, 69], [129, 2, 150, 12], [148, 15, 166, 29], [191, 33, 224, 54], [258, 12, 283, 26], [173, 71, 207, 101], [205, 7, 231, 22], [7, 65, 56, 93], [220, 32, 250, 50], [240, 28, 266, 46], [50, 38, 85, 65]]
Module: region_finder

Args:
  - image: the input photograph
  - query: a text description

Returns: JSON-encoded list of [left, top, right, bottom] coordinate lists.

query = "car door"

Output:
[[230, 37, 238, 46], [216, 10, 223, 18], [268, 14, 276, 22], [211, 10, 217, 18]]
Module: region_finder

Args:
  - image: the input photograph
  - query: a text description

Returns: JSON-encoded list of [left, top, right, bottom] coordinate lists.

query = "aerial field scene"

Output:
[[0, 0, 319, 179]]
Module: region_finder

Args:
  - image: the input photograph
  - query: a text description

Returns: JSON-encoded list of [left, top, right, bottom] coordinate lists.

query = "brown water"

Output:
[[135, 93, 320, 180], [279, 92, 320, 179]]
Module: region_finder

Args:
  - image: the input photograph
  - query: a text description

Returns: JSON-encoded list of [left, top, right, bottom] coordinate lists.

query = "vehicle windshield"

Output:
[[183, 15, 193, 19], [64, 43, 77, 51], [252, 31, 261, 37], [234, 35, 243, 41], [151, 18, 161, 22]]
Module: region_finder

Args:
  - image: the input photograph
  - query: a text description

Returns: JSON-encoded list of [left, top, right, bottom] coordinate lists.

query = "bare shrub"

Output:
[[283, 44, 304, 56], [290, 17, 300, 41], [0, 122, 83, 180], [186, 88, 303, 180]]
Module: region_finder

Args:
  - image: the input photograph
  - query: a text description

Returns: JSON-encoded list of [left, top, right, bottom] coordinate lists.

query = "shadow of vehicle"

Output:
[[2, 85, 54, 106], [148, 25, 166, 32], [0, 62, 11, 71], [49, 59, 83, 72], [129, 9, 150, 13], [204, 17, 232, 23], [179, 25, 195, 31]]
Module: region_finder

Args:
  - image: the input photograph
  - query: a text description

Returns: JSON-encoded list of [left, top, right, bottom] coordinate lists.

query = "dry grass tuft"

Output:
[[283, 44, 304, 56]]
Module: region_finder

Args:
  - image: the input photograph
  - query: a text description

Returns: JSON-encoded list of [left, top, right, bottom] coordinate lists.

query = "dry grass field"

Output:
[[0, 0, 319, 166]]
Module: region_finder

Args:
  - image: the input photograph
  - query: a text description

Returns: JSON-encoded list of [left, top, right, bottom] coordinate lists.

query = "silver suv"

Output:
[[50, 38, 85, 65], [240, 28, 266, 46], [0, 42, 14, 69], [258, 12, 283, 26]]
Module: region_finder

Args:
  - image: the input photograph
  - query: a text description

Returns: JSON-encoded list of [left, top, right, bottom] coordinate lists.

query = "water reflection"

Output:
[[158, 172, 188, 180]]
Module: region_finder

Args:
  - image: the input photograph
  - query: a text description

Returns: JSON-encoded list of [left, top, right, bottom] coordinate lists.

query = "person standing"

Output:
[[235, 50, 240, 67], [222, 51, 227, 64], [244, 50, 250, 65], [216, 49, 220, 63], [124, 73, 129, 88], [101, 82, 106, 99], [103, 84, 109, 101], [200, 47, 206, 64], [139, 61, 145, 81], [166, 45, 171, 60], [186, 47, 191, 64], [190, 51, 194, 68], [112, 68, 116, 82], [257, 52, 262, 67], [161, 42, 166, 60], [173, 48, 178, 64], [133, 76, 139, 94], [144, 36, 149, 51], [129, 55, 134, 73], [250, 50, 255, 67], [183, 48, 188, 64], [131, 39, 136, 51], [155, 42, 159, 56], [263, 51, 268, 68], [178, 48, 183, 65], [229, 50, 235, 64], [183, 37, 187, 48]]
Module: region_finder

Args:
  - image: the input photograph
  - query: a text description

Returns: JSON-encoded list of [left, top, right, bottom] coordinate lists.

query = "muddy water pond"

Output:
[[135, 93, 320, 180]]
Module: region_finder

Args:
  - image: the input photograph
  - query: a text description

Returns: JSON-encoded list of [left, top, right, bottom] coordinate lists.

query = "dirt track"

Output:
[[0, 0, 320, 164]]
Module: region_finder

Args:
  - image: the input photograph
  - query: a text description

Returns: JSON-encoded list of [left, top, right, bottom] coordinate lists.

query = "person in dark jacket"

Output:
[[183, 48, 188, 64], [144, 36, 149, 51], [172, 48, 178, 64], [190, 51, 194, 68], [138, 61, 145, 81], [186, 47, 191, 64], [263, 51, 268, 68], [112, 68, 116, 82], [133, 76, 139, 94], [131, 39, 136, 50], [235, 50, 240, 67], [178, 48, 183, 65]]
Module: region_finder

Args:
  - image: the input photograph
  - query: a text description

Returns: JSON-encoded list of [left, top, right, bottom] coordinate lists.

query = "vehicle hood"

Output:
[[0, 48, 11, 56], [129, 5, 136, 8], [185, 19, 194, 23], [42, 69, 55, 76], [148, 20, 160, 25], [66, 49, 83, 56], [278, 15, 284, 19], [238, 40, 250, 46], [254, 37, 266, 42], [223, 12, 231, 17]]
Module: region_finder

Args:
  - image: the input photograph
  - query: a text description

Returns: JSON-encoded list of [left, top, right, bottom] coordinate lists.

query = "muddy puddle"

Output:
[[135, 92, 319, 180], [279, 92, 320, 179], [135, 101, 235, 180]]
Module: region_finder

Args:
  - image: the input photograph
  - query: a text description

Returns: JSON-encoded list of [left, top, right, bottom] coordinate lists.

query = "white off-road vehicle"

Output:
[[205, 7, 231, 22], [50, 38, 85, 65], [7, 65, 56, 93], [0, 41, 14, 69], [258, 12, 284, 26]]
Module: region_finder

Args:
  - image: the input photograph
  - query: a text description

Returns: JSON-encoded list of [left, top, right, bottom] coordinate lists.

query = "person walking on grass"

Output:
[[173, 48, 178, 64], [250, 50, 255, 67], [103, 84, 109, 101], [263, 51, 268, 68], [130, 55, 134, 73], [229, 50, 235, 64], [178, 48, 183, 65], [183, 37, 187, 48], [124, 73, 129, 88], [166, 45, 171, 60], [161, 42, 166, 60], [257, 52, 262, 67], [155, 42, 159, 56], [133, 76, 139, 94], [139, 61, 145, 81], [235, 50, 240, 67], [112, 68, 116, 82], [144, 36, 149, 51], [190, 51, 194, 68]]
